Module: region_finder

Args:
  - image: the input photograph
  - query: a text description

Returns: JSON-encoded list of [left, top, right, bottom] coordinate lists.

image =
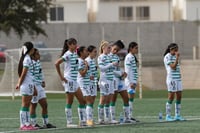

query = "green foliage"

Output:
[[0, 0, 51, 38]]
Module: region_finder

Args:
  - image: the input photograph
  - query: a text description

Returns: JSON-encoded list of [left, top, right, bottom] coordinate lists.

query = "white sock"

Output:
[[86, 105, 93, 121], [123, 106, 130, 120], [166, 102, 172, 116], [175, 103, 181, 116], [110, 106, 116, 120], [78, 107, 86, 122], [104, 105, 110, 121], [98, 106, 104, 121], [129, 101, 133, 118], [65, 108, 72, 124], [20, 110, 30, 127]]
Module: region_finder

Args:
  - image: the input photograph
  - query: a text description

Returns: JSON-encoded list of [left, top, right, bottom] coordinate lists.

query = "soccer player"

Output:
[[16, 42, 38, 130], [55, 38, 86, 127], [77, 46, 95, 126], [109, 40, 133, 123], [97, 40, 118, 124], [30, 48, 56, 129], [85, 45, 98, 105], [163, 43, 184, 121], [124, 42, 139, 122]]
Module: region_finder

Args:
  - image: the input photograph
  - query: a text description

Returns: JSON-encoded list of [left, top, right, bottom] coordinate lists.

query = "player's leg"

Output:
[[75, 88, 87, 126], [166, 92, 174, 121], [39, 97, 56, 128]]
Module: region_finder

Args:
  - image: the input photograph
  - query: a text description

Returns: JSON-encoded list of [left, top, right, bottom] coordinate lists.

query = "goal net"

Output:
[[0, 48, 65, 98]]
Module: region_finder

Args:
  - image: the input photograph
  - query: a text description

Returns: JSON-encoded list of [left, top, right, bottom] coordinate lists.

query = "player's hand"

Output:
[[175, 52, 180, 58], [130, 83, 136, 89], [122, 72, 127, 79], [61, 77, 68, 83], [90, 75, 94, 80], [42, 81, 46, 88], [15, 84, 20, 90], [112, 62, 119, 66]]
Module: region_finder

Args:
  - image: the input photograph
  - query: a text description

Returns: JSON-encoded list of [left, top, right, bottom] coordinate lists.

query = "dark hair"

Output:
[[60, 38, 77, 57], [77, 46, 86, 57], [18, 42, 34, 77], [128, 41, 138, 63], [87, 45, 96, 53], [163, 43, 178, 56], [113, 40, 125, 49], [60, 39, 68, 57]]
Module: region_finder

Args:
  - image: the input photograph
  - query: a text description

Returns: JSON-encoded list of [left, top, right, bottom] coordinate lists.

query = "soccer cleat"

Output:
[[43, 123, 56, 128], [86, 120, 94, 126], [174, 115, 185, 121], [124, 118, 136, 123], [34, 124, 44, 129], [130, 117, 140, 122], [67, 124, 78, 128], [20, 125, 38, 130], [110, 119, 119, 124], [104, 118, 110, 124], [98, 119, 105, 124], [165, 115, 174, 121], [79, 121, 87, 127]]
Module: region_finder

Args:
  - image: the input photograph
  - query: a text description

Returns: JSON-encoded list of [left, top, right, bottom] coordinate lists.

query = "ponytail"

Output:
[[60, 39, 68, 57], [18, 42, 34, 77]]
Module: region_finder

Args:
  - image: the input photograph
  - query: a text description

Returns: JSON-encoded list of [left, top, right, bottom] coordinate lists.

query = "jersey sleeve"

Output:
[[98, 55, 113, 72], [62, 52, 69, 62], [78, 59, 85, 71], [23, 56, 31, 68]]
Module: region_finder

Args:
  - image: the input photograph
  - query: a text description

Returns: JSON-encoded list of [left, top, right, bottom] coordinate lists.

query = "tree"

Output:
[[0, 0, 51, 38]]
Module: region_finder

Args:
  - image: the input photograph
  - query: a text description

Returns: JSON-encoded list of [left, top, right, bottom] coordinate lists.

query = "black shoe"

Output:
[[34, 124, 45, 129], [44, 123, 56, 128], [130, 117, 140, 122]]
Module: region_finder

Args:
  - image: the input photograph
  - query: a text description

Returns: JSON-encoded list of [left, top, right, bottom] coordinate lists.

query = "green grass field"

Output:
[[0, 90, 200, 133]]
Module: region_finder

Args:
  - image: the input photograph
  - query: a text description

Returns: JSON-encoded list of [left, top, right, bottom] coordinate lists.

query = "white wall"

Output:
[[49, 0, 87, 23], [185, 0, 200, 21], [97, 1, 171, 22]]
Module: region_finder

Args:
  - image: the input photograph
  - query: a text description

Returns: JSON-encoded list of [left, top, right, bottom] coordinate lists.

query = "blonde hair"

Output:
[[99, 40, 109, 55]]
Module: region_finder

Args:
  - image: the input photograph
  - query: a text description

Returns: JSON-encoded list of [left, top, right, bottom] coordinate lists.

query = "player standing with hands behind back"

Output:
[[164, 43, 184, 121], [16, 42, 38, 130], [124, 42, 139, 122]]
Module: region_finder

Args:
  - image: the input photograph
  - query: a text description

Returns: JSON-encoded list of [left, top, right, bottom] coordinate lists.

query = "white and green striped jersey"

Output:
[[23, 55, 34, 84], [32, 60, 44, 85], [124, 53, 138, 83], [77, 58, 90, 86], [85, 56, 98, 85], [62, 50, 78, 81], [108, 53, 121, 79], [98, 53, 114, 81], [164, 53, 181, 81]]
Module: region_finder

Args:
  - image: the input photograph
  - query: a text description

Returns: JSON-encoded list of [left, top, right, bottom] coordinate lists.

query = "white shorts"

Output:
[[113, 78, 126, 92], [80, 85, 91, 96], [90, 84, 97, 96], [166, 80, 183, 92], [31, 84, 46, 103], [99, 79, 114, 96], [20, 83, 34, 96], [63, 80, 79, 93]]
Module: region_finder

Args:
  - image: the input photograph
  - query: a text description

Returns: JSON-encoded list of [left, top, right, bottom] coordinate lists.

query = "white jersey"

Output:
[[164, 53, 181, 81], [98, 53, 114, 81], [85, 56, 98, 86], [108, 53, 122, 79], [32, 60, 44, 85], [62, 50, 78, 81], [77, 58, 90, 87], [22, 55, 34, 84], [124, 53, 138, 84]]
